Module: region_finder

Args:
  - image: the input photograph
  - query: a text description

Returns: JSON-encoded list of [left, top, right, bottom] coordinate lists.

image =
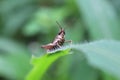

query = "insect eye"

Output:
[[58, 31, 65, 35], [58, 32, 61, 35], [64, 31, 65, 34]]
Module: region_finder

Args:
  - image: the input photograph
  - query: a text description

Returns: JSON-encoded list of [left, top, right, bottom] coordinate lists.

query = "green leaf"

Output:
[[70, 40, 120, 79], [76, 0, 120, 40], [0, 0, 38, 36], [26, 49, 71, 80], [22, 7, 69, 36], [26, 40, 120, 80], [0, 38, 31, 79]]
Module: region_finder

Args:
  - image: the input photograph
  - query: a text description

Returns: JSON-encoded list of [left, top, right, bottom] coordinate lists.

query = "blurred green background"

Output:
[[0, 0, 120, 80]]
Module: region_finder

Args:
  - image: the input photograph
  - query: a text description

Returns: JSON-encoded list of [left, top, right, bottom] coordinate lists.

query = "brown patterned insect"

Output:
[[41, 21, 72, 52]]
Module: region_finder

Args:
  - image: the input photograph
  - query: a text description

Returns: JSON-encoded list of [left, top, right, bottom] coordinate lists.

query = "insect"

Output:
[[41, 21, 72, 52]]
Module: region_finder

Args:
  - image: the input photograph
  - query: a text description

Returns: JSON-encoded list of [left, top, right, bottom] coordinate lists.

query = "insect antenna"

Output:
[[56, 21, 63, 30]]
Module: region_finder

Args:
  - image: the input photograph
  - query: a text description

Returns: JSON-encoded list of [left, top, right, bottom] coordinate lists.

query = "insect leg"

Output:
[[65, 40, 72, 44], [56, 43, 62, 48]]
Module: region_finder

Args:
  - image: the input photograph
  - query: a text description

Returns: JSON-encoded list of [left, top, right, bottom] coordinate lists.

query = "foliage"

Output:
[[0, 0, 120, 80], [26, 49, 71, 80], [26, 40, 120, 80]]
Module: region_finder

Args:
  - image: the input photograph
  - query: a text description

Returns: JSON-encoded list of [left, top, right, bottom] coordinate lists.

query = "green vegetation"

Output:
[[0, 0, 120, 80]]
